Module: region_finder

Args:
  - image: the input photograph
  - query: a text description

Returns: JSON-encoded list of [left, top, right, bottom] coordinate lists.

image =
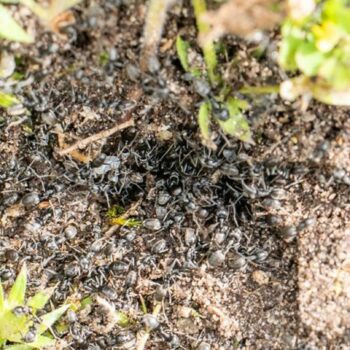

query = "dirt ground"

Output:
[[0, 1, 349, 349]]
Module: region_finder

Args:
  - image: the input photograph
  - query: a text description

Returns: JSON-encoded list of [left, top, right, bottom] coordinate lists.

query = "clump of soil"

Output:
[[0, 1, 349, 349]]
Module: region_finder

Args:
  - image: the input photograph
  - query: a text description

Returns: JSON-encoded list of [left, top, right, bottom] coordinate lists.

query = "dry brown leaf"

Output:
[[201, 0, 285, 42], [49, 10, 76, 34], [56, 129, 93, 164]]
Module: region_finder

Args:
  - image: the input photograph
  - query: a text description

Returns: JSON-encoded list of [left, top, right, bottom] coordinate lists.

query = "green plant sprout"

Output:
[[279, 0, 350, 105], [176, 0, 251, 148], [191, 0, 220, 85], [0, 0, 82, 43], [0, 264, 69, 349], [106, 205, 142, 227]]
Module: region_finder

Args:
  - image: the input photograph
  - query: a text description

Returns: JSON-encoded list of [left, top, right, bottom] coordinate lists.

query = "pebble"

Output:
[[0, 51, 15, 78], [251, 270, 269, 285], [64, 225, 78, 240], [93, 156, 120, 176], [184, 227, 196, 246], [158, 191, 171, 205], [144, 218, 162, 231], [152, 239, 167, 253], [126, 63, 140, 81]]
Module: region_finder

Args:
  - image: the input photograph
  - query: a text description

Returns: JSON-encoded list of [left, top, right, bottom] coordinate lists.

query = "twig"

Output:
[[56, 118, 134, 156], [140, 0, 174, 71]]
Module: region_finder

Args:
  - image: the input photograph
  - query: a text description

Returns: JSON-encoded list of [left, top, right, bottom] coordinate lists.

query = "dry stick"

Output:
[[140, 0, 174, 72], [56, 118, 134, 156]]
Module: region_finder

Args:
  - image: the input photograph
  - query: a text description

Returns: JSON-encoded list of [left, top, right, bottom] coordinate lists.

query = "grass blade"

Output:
[[3, 345, 33, 350], [27, 335, 55, 349], [0, 283, 4, 310], [0, 4, 33, 43], [37, 304, 69, 334], [198, 101, 217, 149], [27, 287, 54, 311], [176, 35, 190, 72], [8, 264, 27, 307], [191, 0, 219, 84]]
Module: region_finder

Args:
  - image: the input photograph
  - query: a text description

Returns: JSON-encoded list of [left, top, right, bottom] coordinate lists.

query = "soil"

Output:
[[0, 1, 349, 350]]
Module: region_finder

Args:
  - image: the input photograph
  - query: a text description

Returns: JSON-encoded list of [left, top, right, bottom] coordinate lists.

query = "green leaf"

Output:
[[0, 91, 19, 108], [110, 217, 141, 227], [198, 101, 212, 144], [176, 35, 190, 72], [318, 57, 350, 89], [295, 42, 326, 76], [26, 335, 55, 349], [190, 67, 201, 78], [202, 42, 220, 85], [115, 311, 130, 327], [218, 97, 252, 143], [279, 21, 305, 70], [80, 296, 93, 310], [4, 335, 55, 349], [0, 283, 4, 310], [0, 0, 19, 4], [0, 308, 29, 343], [27, 288, 54, 311], [191, 0, 220, 84], [106, 205, 125, 218], [3, 345, 33, 350], [279, 35, 302, 70], [312, 84, 350, 105], [323, 0, 350, 33], [99, 51, 109, 66], [0, 4, 33, 43], [54, 320, 69, 335], [8, 264, 27, 307], [37, 304, 69, 335], [17, 0, 47, 19]]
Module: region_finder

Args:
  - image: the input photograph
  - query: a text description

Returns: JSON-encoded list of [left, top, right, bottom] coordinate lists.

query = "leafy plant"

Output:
[[176, 0, 252, 148], [0, 264, 69, 349], [279, 0, 350, 105], [0, 0, 82, 43], [191, 0, 220, 85]]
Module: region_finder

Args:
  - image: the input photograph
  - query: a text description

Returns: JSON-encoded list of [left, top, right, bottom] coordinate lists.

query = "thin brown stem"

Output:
[[56, 119, 134, 156]]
